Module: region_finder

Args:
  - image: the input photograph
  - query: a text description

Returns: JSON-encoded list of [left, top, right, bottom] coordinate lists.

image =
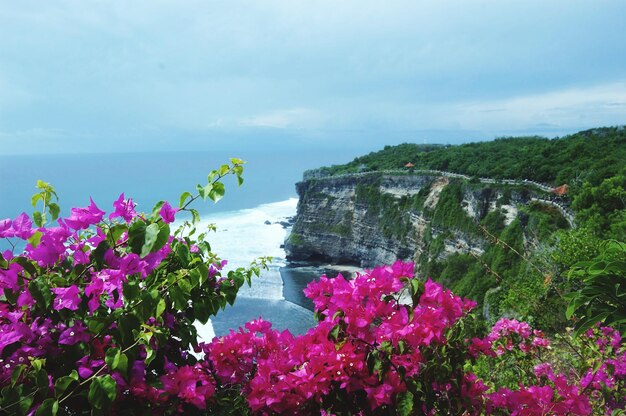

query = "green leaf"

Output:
[[54, 370, 78, 397], [140, 223, 161, 257], [209, 182, 225, 203], [237, 175, 244, 186], [36, 179, 49, 190], [48, 203, 60, 221], [35, 399, 58, 416], [178, 278, 192, 294], [107, 224, 128, 246], [153, 222, 170, 253], [128, 222, 147, 255], [219, 164, 230, 176], [13, 256, 37, 276], [233, 164, 244, 176], [220, 280, 237, 306], [135, 290, 159, 321], [117, 353, 129, 374], [10, 365, 27, 387], [28, 279, 52, 309], [190, 209, 200, 225], [35, 368, 48, 390], [233, 271, 245, 288], [155, 298, 166, 318], [87, 319, 107, 334], [328, 324, 341, 341], [105, 348, 121, 370], [230, 157, 244, 165], [193, 299, 211, 324], [31, 193, 42, 208], [179, 191, 193, 208], [91, 240, 111, 269], [27, 231, 43, 249], [176, 244, 191, 267], [396, 391, 414, 416], [122, 281, 140, 301], [575, 311, 612, 336], [33, 211, 43, 227], [31, 359, 44, 372], [150, 200, 165, 218], [197, 183, 211, 200], [88, 375, 117, 410], [170, 285, 188, 310], [118, 314, 141, 345]]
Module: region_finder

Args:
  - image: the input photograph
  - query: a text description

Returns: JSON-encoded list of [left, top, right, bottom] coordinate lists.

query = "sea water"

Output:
[[191, 199, 317, 342]]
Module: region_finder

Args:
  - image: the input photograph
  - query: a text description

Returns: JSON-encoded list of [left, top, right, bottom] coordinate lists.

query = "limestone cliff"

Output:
[[285, 171, 564, 273]]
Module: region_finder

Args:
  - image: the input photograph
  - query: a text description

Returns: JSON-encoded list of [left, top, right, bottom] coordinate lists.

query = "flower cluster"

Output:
[[0, 162, 258, 414], [196, 261, 624, 415]]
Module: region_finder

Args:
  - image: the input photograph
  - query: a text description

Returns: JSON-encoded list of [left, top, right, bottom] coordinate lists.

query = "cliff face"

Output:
[[285, 172, 538, 270]]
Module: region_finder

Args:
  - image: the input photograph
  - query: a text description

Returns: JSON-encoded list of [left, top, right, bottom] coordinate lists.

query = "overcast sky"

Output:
[[1, 0, 625, 154]]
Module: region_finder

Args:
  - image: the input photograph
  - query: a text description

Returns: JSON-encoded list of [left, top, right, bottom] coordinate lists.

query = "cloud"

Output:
[[0, 1, 625, 153], [240, 108, 322, 129], [451, 82, 626, 131]]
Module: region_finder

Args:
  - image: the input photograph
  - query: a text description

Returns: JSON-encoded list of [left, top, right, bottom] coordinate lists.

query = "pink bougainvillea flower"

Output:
[[26, 225, 71, 267], [109, 193, 137, 223], [16, 289, 34, 308], [119, 253, 147, 277], [0, 218, 14, 238], [84, 277, 104, 313], [58, 321, 90, 345], [159, 201, 177, 224], [51, 285, 81, 311], [0, 262, 22, 292], [11, 213, 33, 240], [76, 356, 104, 379], [63, 198, 105, 230], [161, 365, 216, 409]]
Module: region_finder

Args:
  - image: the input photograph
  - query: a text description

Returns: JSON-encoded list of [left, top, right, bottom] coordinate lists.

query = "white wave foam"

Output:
[[182, 199, 299, 340]]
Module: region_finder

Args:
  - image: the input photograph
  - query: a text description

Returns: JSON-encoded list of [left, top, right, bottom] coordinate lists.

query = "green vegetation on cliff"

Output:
[[318, 126, 626, 187]]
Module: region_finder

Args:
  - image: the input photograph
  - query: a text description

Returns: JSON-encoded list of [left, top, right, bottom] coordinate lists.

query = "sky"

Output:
[[1, 0, 625, 155]]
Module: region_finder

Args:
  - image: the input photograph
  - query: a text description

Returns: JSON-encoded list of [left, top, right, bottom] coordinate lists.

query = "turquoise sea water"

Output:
[[1, 150, 320, 218]]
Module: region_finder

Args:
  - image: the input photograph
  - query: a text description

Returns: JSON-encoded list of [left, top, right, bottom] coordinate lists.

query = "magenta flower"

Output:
[[76, 356, 104, 379], [51, 285, 81, 311], [119, 253, 147, 276], [159, 201, 177, 224], [84, 278, 104, 313], [64, 198, 105, 230], [26, 226, 71, 267], [58, 321, 90, 345], [161, 365, 216, 409], [0, 219, 14, 238], [16, 289, 34, 308], [0, 329, 24, 355], [0, 262, 22, 292], [109, 193, 137, 223], [13, 213, 33, 239]]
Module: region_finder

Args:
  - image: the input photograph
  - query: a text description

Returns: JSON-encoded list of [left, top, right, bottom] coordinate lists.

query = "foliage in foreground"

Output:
[[566, 240, 626, 336], [0, 171, 625, 415]]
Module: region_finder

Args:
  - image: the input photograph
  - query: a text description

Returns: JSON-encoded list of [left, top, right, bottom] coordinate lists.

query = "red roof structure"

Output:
[[404, 162, 415, 168], [551, 184, 569, 196]]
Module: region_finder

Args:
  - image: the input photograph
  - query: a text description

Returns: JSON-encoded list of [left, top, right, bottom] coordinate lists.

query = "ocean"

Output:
[[0, 150, 352, 338], [192, 199, 317, 342]]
